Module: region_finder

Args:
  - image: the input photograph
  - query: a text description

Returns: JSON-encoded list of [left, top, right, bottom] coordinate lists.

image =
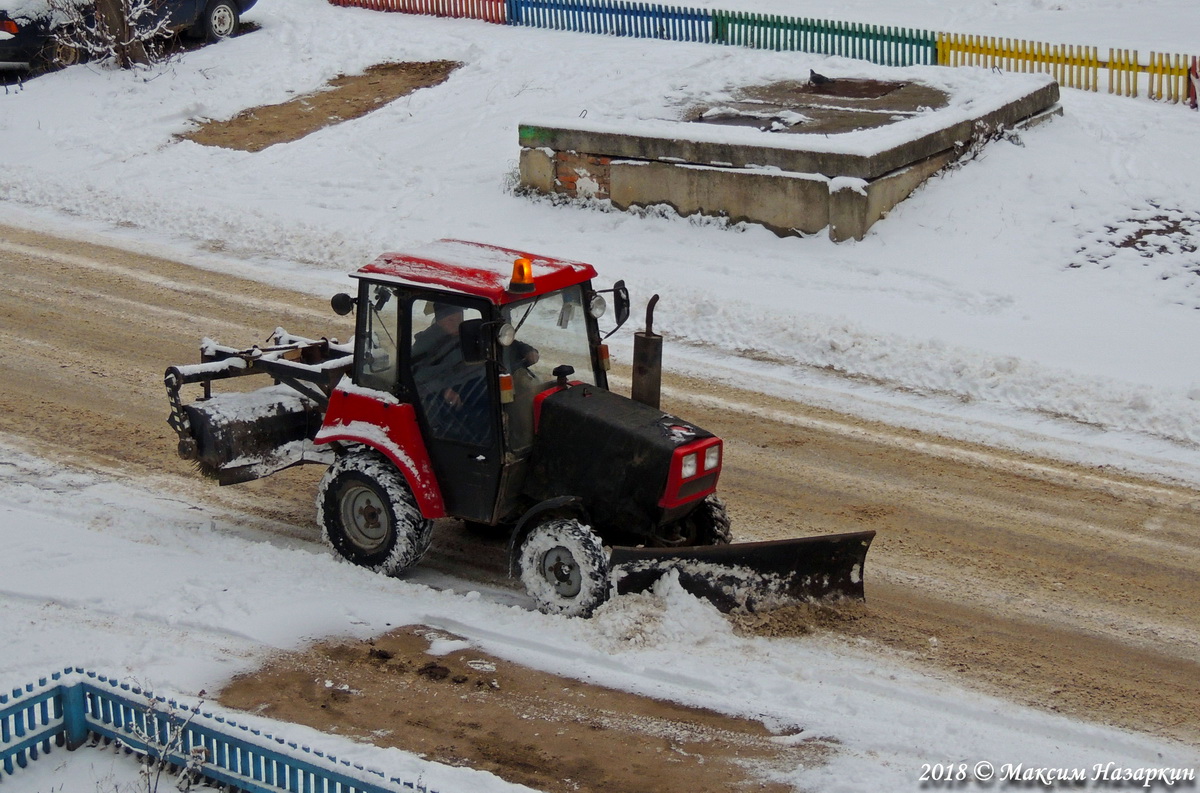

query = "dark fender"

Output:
[[506, 495, 589, 577]]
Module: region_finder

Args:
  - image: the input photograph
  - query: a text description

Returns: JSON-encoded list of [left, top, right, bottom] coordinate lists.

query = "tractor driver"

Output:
[[410, 301, 539, 446], [411, 303, 473, 409], [410, 302, 492, 444], [413, 303, 540, 391]]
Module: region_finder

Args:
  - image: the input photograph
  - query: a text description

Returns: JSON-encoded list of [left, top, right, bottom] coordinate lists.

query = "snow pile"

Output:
[[588, 569, 734, 651]]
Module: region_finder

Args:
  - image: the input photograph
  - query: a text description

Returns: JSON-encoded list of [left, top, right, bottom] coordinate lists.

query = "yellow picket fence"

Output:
[[937, 32, 1194, 104]]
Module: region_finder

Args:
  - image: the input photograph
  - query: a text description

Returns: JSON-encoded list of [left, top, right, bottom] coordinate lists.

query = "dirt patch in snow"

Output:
[[179, 61, 460, 152], [218, 626, 826, 793]]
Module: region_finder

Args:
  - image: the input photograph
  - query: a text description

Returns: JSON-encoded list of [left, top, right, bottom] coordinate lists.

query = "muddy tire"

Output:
[[317, 451, 433, 576], [519, 518, 609, 617], [678, 494, 733, 546]]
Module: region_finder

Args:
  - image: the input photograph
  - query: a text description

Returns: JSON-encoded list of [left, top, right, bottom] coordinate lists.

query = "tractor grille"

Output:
[[677, 471, 718, 502]]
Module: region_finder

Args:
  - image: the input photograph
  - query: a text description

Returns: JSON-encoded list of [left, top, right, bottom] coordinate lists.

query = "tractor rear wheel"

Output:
[[317, 452, 433, 576], [519, 517, 609, 617]]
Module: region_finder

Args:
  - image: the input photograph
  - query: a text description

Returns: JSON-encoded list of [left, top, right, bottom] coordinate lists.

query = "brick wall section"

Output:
[[554, 152, 612, 199]]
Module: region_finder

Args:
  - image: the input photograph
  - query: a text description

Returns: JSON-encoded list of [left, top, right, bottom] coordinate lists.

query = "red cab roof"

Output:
[[355, 239, 599, 304]]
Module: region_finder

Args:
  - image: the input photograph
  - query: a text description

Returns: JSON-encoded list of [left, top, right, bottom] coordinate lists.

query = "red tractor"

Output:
[[165, 240, 872, 616]]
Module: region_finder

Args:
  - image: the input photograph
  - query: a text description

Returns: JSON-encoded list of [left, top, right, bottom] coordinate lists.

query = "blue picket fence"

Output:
[[0, 678, 60, 777], [1, 669, 439, 793], [503, 0, 934, 63], [506, 0, 712, 42]]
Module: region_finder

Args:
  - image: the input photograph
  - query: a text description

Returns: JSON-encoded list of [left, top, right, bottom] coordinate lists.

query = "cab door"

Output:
[[404, 296, 504, 522]]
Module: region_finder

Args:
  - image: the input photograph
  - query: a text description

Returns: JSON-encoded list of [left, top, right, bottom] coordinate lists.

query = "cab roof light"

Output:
[[509, 257, 536, 294]]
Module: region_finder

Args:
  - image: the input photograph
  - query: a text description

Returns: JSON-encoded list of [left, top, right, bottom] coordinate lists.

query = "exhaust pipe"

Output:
[[631, 295, 663, 409]]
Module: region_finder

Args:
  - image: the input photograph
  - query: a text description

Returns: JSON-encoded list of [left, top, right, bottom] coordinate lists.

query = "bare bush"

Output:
[[42, 0, 172, 69]]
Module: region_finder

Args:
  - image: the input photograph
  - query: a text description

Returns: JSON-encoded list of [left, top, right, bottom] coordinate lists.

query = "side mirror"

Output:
[[612, 280, 630, 330], [331, 293, 355, 316], [459, 318, 490, 364]]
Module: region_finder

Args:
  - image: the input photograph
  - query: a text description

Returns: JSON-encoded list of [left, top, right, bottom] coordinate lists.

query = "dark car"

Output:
[[1, 0, 256, 73]]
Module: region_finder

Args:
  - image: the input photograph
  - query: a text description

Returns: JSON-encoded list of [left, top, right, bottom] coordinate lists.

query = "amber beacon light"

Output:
[[509, 257, 536, 293]]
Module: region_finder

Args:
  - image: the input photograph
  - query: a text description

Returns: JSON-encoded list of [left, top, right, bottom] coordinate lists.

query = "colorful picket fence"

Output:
[[1109, 50, 1192, 102], [1, 669, 439, 793], [327, 0, 1198, 108]]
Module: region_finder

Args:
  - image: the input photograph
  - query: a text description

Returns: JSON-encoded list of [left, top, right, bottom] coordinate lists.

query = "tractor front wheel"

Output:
[[690, 494, 733, 545], [673, 494, 732, 546], [317, 452, 433, 576], [519, 518, 609, 617]]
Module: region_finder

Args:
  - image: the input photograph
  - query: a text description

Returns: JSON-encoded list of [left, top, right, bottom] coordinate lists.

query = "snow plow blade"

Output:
[[609, 530, 875, 613]]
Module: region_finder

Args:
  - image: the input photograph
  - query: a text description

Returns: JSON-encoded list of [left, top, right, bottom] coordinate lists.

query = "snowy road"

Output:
[[1, 221, 1197, 762]]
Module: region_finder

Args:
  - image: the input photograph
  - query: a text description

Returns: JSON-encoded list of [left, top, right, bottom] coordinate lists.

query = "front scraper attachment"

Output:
[[165, 331, 353, 485], [609, 530, 875, 613], [176, 385, 326, 484]]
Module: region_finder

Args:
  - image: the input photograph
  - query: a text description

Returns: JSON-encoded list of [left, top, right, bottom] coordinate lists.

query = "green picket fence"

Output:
[[712, 11, 937, 65]]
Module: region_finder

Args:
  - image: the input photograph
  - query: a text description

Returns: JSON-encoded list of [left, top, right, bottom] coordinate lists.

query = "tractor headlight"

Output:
[[659, 439, 722, 510], [589, 293, 607, 318], [681, 453, 698, 479]]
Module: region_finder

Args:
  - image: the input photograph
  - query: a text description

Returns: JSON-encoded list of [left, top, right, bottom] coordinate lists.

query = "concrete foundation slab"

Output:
[[518, 66, 1060, 241]]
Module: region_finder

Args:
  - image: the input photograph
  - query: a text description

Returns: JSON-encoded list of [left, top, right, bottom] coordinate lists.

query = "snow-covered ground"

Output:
[[4, 444, 1198, 792], [2, 0, 1199, 789]]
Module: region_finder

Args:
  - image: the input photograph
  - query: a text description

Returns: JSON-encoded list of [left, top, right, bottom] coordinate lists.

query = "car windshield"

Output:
[[500, 285, 596, 451]]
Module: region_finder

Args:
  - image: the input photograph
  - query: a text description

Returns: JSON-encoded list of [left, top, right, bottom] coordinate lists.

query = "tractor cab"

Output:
[[326, 240, 631, 526]]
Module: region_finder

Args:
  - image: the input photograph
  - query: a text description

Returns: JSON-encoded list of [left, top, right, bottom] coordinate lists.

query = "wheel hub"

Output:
[[340, 484, 389, 552], [541, 546, 581, 598], [211, 6, 235, 37]]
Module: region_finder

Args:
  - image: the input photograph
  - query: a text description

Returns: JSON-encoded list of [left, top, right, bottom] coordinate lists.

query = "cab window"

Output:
[[356, 284, 401, 393]]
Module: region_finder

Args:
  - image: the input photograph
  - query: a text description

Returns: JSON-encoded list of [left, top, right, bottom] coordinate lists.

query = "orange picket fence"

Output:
[[329, 0, 506, 23]]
